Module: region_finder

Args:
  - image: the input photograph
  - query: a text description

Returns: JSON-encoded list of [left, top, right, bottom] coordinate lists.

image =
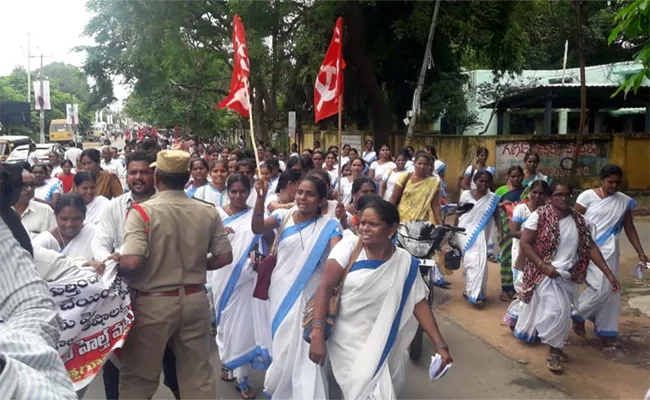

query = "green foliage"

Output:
[[0, 65, 95, 136], [609, 0, 650, 95], [78, 0, 639, 144]]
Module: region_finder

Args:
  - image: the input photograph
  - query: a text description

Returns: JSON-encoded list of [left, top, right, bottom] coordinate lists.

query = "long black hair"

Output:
[[276, 169, 303, 193], [0, 163, 33, 255]]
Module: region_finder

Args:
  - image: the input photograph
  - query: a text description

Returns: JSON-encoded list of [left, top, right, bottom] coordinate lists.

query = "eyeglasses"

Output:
[[22, 183, 37, 190]]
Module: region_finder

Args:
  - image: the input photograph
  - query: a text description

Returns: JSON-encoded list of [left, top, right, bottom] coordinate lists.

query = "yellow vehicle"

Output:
[[49, 119, 74, 142], [0, 135, 33, 162]]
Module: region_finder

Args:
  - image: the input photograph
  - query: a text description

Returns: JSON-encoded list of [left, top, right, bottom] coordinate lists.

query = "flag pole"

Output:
[[337, 94, 343, 199], [243, 77, 263, 196]]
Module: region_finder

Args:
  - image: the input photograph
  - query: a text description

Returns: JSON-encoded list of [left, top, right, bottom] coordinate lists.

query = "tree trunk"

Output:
[[343, 2, 391, 147], [246, 69, 269, 146], [570, 0, 587, 186]]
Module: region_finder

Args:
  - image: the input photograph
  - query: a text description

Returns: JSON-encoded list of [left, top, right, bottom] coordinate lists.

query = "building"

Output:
[[458, 61, 648, 136]]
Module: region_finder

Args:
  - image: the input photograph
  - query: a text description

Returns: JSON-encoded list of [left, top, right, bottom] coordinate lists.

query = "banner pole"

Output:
[[337, 94, 343, 200], [244, 78, 263, 196]]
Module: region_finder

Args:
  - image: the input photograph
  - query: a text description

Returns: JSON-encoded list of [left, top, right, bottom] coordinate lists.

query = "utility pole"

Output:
[[27, 33, 31, 103], [39, 54, 45, 144], [32, 51, 52, 144], [22, 33, 39, 104], [405, 0, 441, 146]]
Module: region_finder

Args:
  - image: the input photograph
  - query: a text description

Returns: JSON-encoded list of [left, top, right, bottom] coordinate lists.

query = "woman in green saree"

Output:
[[495, 166, 525, 301]]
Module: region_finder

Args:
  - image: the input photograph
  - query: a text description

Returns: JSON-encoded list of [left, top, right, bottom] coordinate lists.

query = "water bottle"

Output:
[[634, 262, 650, 280]]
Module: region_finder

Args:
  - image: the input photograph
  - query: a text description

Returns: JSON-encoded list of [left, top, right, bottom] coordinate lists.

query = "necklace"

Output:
[[56, 227, 70, 249], [365, 242, 396, 260], [598, 187, 607, 199]]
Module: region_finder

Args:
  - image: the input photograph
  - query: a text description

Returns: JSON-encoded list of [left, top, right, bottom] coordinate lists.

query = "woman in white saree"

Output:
[[572, 165, 647, 345], [456, 170, 500, 308], [74, 171, 109, 225], [308, 198, 452, 399], [515, 182, 620, 373], [251, 175, 342, 399], [503, 180, 549, 331], [212, 174, 270, 399], [32, 192, 97, 260]]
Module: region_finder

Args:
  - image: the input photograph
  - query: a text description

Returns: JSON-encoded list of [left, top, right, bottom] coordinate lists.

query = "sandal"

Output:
[[547, 354, 563, 373], [499, 291, 511, 302], [235, 380, 257, 399], [220, 367, 235, 382], [474, 299, 485, 309]]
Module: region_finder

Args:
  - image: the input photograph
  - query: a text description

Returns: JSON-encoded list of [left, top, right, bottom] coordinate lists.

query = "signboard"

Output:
[[288, 111, 296, 138], [66, 104, 79, 125], [496, 140, 610, 181], [33, 80, 51, 110], [341, 134, 362, 152]]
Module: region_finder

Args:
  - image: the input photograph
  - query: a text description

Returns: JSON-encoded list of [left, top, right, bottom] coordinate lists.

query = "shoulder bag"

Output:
[[302, 237, 364, 343], [252, 211, 293, 300]]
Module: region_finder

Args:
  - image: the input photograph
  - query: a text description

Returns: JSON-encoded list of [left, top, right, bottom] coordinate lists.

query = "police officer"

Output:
[[119, 150, 233, 399]]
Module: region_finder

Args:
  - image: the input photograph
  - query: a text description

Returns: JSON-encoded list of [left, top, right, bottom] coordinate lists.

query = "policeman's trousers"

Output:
[[119, 290, 216, 399]]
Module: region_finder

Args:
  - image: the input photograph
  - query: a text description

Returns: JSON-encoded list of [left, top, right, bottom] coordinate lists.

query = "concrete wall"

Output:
[[298, 130, 650, 198]]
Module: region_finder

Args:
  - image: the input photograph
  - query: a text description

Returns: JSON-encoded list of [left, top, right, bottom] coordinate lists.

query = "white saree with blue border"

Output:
[[263, 211, 342, 399], [210, 208, 270, 373], [328, 244, 427, 399], [456, 190, 499, 304]]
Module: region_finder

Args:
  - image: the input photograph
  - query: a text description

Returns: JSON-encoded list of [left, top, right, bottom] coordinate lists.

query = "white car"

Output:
[[6, 143, 66, 165]]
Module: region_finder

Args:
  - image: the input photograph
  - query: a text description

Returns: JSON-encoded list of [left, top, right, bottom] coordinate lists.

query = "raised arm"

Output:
[[251, 179, 281, 234]]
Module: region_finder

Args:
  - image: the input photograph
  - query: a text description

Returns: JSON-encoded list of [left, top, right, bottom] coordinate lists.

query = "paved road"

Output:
[[82, 316, 567, 400]]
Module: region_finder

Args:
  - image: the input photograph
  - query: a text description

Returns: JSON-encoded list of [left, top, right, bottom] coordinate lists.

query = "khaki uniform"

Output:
[[119, 189, 231, 399]]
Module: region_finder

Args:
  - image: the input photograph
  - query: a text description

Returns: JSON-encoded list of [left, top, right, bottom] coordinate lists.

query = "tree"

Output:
[[609, 0, 650, 95], [0, 66, 96, 137]]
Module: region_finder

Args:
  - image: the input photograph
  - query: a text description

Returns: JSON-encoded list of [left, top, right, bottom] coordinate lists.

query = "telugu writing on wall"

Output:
[[495, 140, 610, 181]]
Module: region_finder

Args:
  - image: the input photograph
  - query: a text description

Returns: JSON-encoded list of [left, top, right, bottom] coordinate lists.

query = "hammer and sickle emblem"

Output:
[[315, 64, 338, 111]]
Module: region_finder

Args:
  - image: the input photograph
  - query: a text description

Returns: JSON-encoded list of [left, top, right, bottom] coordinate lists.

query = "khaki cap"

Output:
[[150, 150, 191, 174]]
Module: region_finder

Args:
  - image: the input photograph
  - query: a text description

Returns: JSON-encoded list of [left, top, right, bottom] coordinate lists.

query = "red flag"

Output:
[[217, 15, 251, 118], [314, 17, 345, 123]]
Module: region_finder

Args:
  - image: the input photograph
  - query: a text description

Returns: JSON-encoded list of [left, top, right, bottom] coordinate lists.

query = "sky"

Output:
[[0, 0, 129, 104]]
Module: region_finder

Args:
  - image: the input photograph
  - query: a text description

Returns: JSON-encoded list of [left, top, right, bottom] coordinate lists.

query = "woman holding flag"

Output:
[[251, 176, 342, 399], [219, 15, 346, 398]]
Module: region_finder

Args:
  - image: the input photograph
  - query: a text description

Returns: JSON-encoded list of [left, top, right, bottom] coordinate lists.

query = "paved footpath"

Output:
[[83, 315, 567, 399]]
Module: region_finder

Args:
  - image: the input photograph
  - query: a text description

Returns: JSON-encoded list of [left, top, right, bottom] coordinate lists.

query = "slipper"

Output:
[[220, 367, 235, 382], [547, 354, 563, 373], [235, 380, 257, 399], [499, 292, 511, 302]]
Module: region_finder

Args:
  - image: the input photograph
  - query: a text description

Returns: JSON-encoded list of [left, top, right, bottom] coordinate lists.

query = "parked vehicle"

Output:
[[49, 119, 74, 142], [0, 135, 34, 162], [6, 143, 66, 165], [396, 202, 473, 362]]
